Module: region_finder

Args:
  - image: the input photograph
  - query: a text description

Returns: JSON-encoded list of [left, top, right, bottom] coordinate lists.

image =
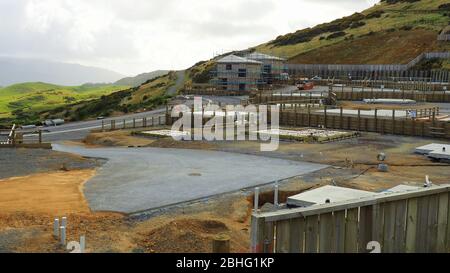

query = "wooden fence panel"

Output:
[[345, 208, 359, 253], [415, 196, 430, 252], [393, 200, 407, 253], [305, 215, 319, 253], [333, 210, 346, 253], [437, 193, 449, 252], [252, 187, 450, 253], [427, 195, 439, 253], [405, 197, 418, 253], [289, 217, 305, 253], [276, 220, 291, 253], [319, 213, 334, 253], [358, 206, 373, 253]]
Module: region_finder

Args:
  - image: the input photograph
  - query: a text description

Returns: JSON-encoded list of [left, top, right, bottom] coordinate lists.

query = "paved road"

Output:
[[22, 108, 167, 142], [167, 70, 186, 95], [53, 144, 328, 214]]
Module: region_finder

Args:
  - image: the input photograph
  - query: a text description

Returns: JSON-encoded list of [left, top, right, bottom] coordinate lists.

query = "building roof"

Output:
[[216, 54, 262, 65], [245, 52, 286, 61]]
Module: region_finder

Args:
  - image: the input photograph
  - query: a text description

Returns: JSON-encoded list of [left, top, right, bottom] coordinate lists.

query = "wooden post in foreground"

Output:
[[212, 234, 230, 253]]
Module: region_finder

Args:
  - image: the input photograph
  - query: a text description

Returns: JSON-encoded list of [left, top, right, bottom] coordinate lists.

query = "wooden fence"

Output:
[[251, 184, 450, 253], [0, 125, 50, 148], [277, 108, 450, 139], [334, 89, 450, 103], [286, 52, 450, 82], [100, 114, 167, 131]]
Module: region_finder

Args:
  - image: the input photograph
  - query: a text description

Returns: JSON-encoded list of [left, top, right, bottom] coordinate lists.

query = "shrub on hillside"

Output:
[[327, 31, 346, 40], [381, 0, 419, 4], [269, 13, 365, 46], [438, 3, 450, 10]]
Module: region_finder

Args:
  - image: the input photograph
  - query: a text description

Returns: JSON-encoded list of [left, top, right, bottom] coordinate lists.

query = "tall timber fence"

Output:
[[251, 185, 450, 253], [334, 89, 450, 103], [276, 107, 450, 139], [287, 52, 450, 82]]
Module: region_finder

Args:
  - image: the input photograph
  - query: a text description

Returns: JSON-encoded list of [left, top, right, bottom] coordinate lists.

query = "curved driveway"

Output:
[[53, 144, 327, 214]]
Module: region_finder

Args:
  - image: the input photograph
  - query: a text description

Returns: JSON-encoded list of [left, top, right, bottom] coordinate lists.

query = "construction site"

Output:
[[1, 60, 450, 253], [1, 0, 450, 256]]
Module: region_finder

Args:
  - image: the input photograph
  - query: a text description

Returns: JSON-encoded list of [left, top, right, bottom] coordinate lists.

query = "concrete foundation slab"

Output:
[[363, 98, 416, 104], [287, 185, 376, 207], [382, 185, 421, 194], [316, 109, 408, 118], [415, 143, 450, 155], [53, 144, 328, 214]]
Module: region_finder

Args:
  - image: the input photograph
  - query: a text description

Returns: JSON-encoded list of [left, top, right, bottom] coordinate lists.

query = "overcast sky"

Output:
[[0, 0, 379, 76]]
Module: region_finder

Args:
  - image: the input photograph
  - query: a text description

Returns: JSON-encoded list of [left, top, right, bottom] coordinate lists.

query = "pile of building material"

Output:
[[255, 128, 359, 143], [415, 143, 450, 161]]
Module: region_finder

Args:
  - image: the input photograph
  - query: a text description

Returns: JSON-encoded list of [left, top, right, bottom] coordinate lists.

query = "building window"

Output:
[[226, 64, 232, 70], [239, 84, 246, 91], [220, 78, 227, 85], [238, 69, 247, 78]]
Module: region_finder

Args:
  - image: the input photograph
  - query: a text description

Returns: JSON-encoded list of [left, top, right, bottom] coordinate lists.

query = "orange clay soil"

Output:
[[0, 170, 95, 215]]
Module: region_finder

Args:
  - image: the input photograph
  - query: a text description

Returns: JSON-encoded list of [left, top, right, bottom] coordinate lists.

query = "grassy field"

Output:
[[254, 0, 450, 63], [0, 82, 129, 124]]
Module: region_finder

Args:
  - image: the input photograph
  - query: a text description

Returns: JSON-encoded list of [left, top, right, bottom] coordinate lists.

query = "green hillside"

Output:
[[0, 82, 129, 124], [41, 72, 178, 122], [255, 0, 450, 64], [114, 70, 169, 87]]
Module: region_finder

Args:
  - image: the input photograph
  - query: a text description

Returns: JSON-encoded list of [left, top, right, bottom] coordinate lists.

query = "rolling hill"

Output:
[[0, 57, 125, 86], [0, 82, 129, 124], [114, 70, 170, 87]]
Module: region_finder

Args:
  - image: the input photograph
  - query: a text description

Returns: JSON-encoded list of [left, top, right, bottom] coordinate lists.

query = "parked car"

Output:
[[43, 119, 65, 127]]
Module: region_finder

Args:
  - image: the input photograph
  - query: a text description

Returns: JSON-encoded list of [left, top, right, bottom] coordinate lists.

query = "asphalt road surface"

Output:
[[24, 108, 167, 142], [53, 144, 328, 214]]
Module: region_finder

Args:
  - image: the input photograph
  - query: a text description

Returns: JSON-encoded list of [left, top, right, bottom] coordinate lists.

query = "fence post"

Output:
[[358, 109, 361, 131], [254, 187, 260, 213], [392, 110, 396, 134], [308, 105, 311, 127], [53, 218, 59, 238], [212, 234, 230, 253], [374, 109, 378, 132]]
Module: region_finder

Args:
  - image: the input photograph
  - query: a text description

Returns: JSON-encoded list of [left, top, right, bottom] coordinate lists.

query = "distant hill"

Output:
[[114, 70, 169, 87], [0, 57, 125, 86]]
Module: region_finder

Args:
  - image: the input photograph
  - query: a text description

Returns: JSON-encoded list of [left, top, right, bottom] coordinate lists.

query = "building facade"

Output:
[[213, 52, 286, 93]]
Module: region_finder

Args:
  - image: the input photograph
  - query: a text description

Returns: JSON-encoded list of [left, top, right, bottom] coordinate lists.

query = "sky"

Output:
[[0, 0, 380, 76]]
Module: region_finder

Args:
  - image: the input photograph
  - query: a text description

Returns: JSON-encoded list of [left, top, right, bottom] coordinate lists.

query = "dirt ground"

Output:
[[0, 128, 449, 253], [0, 170, 94, 214]]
